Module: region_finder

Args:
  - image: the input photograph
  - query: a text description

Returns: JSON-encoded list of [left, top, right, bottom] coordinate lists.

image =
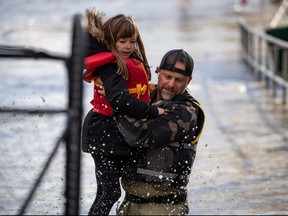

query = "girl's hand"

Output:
[[157, 107, 165, 115]]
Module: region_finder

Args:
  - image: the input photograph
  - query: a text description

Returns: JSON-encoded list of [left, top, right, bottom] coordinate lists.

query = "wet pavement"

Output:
[[0, 0, 288, 215]]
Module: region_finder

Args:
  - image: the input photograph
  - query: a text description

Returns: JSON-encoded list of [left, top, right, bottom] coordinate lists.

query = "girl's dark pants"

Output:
[[88, 154, 127, 215]]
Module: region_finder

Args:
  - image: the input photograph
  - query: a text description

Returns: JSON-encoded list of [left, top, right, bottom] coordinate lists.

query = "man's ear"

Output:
[[155, 67, 161, 74]]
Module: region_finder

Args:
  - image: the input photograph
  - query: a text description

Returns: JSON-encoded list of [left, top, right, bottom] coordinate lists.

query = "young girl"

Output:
[[82, 8, 163, 215]]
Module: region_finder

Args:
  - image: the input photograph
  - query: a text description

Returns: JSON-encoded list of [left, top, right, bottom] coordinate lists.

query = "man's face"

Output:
[[157, 61, 192, 100]]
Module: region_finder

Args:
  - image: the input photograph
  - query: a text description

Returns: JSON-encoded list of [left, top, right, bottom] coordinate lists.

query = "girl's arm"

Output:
[[96, 64, 159, 119]]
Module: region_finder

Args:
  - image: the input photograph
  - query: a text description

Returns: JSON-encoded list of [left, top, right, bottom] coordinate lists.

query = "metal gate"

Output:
[[0, 14, 86, 215]]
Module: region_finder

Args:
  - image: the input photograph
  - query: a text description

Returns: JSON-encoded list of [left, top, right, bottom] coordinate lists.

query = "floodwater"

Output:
[[0, 0, 288, 215]]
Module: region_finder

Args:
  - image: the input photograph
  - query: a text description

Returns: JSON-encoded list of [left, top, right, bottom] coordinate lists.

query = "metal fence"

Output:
[[239, 18, 288, 104], [0, 14, 86, 215]]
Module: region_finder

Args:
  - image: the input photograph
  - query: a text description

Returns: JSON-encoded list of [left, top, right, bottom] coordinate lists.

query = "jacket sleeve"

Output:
[[114, 101, 199, 148], [96, 64, 159, 119]]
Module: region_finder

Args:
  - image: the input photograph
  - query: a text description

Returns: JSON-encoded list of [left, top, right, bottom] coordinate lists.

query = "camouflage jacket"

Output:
[[114, 89, 205, 189], [115, 89, 205, 148]]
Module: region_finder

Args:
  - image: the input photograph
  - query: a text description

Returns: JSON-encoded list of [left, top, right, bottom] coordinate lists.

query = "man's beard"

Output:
[[160, 87, 176, 100]]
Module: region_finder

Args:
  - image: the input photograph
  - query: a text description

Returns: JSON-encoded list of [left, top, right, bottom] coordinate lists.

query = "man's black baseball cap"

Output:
[[159, 49, 194, 77]]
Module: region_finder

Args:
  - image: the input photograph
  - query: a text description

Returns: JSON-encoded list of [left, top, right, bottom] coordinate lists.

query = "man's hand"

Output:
[[96, 84, 105, 95], [94, 77, 106, 95]]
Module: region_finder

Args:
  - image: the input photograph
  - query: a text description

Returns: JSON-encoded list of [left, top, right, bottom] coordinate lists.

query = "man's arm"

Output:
[[114, 101, 199, 148]]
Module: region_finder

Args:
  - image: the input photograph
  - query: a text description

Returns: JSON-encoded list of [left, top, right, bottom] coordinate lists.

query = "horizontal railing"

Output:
[[239, 18, 288, 104]]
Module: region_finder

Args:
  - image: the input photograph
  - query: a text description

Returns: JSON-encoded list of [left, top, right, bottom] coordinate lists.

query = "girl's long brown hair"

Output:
[[102, 14, 151, 81]]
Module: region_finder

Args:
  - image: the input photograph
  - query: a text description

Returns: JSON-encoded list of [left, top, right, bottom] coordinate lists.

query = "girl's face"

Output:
[[115, 36, 137, 58]]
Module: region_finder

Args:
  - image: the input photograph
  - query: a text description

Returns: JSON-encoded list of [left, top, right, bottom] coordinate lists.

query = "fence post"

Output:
[[65, 14, 86, 215]]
